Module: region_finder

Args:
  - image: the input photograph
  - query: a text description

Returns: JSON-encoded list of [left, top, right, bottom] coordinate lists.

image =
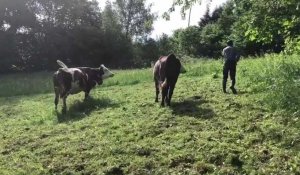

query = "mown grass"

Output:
[[0, 55, 299, 174]]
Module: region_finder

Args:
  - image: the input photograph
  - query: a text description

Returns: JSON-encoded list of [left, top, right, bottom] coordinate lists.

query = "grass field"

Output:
[[0, 55, 300, 174]]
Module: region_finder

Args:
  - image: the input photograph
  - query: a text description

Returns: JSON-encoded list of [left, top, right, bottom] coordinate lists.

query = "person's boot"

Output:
[[230, 86, 237, 94], [222, 80, 227, 93]]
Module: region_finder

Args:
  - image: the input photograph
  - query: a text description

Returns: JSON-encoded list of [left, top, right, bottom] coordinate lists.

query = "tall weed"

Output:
[[240, 54, 300, 112]]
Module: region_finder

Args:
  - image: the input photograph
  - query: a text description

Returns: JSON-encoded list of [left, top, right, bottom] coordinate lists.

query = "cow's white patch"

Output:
[[101, 65, 114, 79], [69, 81, 81, 94], [67, 68, 82, 81]]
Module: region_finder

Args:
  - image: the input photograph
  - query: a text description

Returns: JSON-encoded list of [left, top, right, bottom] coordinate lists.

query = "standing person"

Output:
[[222, 40, 240, 94]]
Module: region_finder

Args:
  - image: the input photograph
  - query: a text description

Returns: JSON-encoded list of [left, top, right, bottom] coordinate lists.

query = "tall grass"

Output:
[[102, 68, 152, 87], [185, 54, 300, 112], [184, 59, 222, 78], [0, 72, 53, 97], [239, 54, 300, 112], [0, 69, 153, 97]]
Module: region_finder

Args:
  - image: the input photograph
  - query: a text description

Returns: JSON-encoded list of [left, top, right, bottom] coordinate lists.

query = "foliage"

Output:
[[0, 0, 157, 73], [233, 0, 300, 43], [132, 38, 159, 67], [199, 5, 223, 28], [113, 0, 156, 39], [239, 54, 300, 112], [163, 0, 202, 20], [284, 36, 300, 55], [166, 0, 300, 56], [157, 34, 174, 56]]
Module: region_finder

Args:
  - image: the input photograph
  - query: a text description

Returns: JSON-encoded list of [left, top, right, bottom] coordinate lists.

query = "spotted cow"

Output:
[[53, 60, 114, 113]]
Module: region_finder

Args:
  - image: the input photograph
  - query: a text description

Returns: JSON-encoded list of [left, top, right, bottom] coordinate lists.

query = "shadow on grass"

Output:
[[171, 95, 215, 119], [56, 97, 119, 123], [234, 89, 249, 95]]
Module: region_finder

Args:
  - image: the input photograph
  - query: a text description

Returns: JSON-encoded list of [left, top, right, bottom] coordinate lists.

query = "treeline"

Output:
[[0, 0, 157, 73], [165, 0, 300, 57], [1, 0, 300, 73]]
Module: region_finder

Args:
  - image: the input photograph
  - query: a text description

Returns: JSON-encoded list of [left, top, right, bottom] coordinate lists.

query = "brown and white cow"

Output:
[[153, 54, 186, 107], [53, 60, 114, 113]]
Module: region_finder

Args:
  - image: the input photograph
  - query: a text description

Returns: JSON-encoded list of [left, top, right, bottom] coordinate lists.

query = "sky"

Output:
[[98, 0, 228, 39]]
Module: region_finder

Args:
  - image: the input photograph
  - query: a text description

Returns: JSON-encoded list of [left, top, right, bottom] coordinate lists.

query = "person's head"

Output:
[[227, 40, 233, 46]]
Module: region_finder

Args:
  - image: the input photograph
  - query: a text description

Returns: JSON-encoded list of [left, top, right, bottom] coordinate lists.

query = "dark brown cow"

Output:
[[153, 54, 186, 107], [53, 60, 114, 113]]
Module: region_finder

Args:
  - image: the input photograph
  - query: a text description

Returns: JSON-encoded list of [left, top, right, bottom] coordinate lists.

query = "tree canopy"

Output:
[[1, 0, 300, 73], [0, 0, 157, 73], [163, 0, 300, 57]]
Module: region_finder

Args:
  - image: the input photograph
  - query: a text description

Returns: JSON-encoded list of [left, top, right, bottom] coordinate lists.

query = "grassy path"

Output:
[[0, 67, 299, 174]]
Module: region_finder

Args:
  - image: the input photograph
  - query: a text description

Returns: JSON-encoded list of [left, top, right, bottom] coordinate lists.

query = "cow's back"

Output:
[[153, 54, 181, 81], [55, 69, 73, 85], [165, 54, 181, 78], [153, 56, 167, 81]]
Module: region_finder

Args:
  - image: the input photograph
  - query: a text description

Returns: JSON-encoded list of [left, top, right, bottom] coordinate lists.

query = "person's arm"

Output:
[[222, 48, 226, 62]]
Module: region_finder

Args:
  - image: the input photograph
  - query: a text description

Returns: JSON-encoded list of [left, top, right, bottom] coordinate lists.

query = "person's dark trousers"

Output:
[[223, 60, 237, 94]]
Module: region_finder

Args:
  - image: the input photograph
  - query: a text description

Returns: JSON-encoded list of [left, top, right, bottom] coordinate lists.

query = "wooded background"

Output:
[[1, 0, 300, 73]]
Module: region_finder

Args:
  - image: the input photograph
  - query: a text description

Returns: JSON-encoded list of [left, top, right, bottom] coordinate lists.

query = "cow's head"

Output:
[[100, 64, 114, 79]]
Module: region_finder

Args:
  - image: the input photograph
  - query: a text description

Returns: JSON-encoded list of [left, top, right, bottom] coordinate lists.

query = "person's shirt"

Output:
[[222, 46, 240, 63]]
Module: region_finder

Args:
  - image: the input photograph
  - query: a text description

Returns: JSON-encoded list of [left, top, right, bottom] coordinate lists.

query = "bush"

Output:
[[240, 54, 300, 112], [284, 36, 300, 55]]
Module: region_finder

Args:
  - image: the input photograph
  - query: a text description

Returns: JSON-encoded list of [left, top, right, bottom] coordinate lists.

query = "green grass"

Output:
[[0, 55, 299, 174]]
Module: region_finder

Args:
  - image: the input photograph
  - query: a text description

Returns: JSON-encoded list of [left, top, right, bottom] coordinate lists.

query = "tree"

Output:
[[29, 0, 104, 68], [0, 0, 37, 72], [132, 38, 159, 67], [167, 0, 300, 55], [113, 0, 156, 39], [102, 1, 133, 67], [157, 34, 174, 55], [163, 0, 202, 20]]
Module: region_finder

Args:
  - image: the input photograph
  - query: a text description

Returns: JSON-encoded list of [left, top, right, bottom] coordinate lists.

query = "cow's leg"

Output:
[[155, 79, 159, 102], [167, 82, 175, 106], [84, 89, 91, 100], [166, 86, 172, 106], [167, 77, 178, 106], [62, 95, 68, 114], [59, 82, 71, 114], [81, 75, 90, 100], [161, 86, 168, 107], [54, 87, 59, 110], [60, 89, 69, 114]]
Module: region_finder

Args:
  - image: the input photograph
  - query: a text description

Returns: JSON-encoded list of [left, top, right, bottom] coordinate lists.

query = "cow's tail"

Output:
[[57, 60, 68, 69], [163, 53, 181, 88], [161, 79, 168, 89]]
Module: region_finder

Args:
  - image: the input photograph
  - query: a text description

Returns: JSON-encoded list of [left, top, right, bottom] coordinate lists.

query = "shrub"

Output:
[[240, 54, 300, 112]]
